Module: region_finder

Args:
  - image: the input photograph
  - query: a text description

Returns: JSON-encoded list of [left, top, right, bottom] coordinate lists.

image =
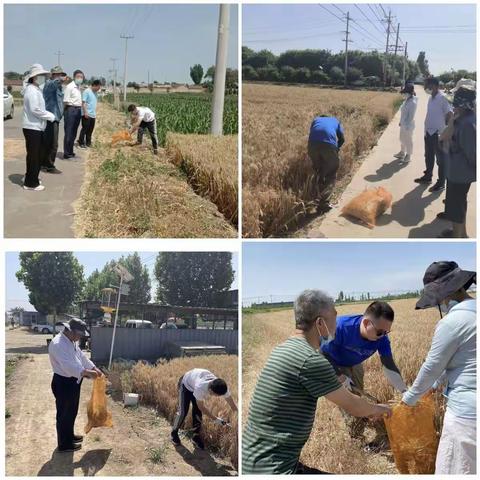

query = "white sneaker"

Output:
[[394, 151, 405, 159], [402, 154, 411, 163], [23, 184, 45, 191], [22, 177, 42, 185]]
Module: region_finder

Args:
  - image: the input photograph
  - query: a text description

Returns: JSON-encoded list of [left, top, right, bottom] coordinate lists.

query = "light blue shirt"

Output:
[[82, 88, 98, 118], [403, 299, 476, 419]]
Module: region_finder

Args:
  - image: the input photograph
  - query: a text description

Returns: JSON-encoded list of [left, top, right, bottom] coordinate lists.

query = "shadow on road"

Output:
[[408, 217, 449, 238], [38, 448, 112, 476], [6, 345, 48, 355], [363, 157, 409, 182], [8, 173, 24, 187], [174, 445, 235, 476]]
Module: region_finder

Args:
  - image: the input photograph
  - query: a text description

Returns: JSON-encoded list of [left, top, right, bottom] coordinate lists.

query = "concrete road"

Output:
[[306, 89, 476, 238], [4, 107, 86, 238]]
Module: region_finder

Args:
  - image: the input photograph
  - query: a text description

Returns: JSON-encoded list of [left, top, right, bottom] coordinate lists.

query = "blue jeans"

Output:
[[63, 106, 82, 157]]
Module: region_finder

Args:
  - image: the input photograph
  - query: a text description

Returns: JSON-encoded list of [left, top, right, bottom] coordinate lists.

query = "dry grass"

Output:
[[165, 132, 238, 227], [74, 103, 236, 238], [126, 356, 238, 470], [242, 83, 401, 237], [243, 298, 443, 474]]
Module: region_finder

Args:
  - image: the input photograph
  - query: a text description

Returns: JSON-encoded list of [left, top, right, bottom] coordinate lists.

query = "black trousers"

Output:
[[137, 120, 158, 150], [78, 117, 96, 146], [308, 141, 340, 205], [43, 120, 59, 169], [51, 373, 82, 449], [64, 106, 82, 156], [171, 376, 202, 436], [23, 128, 46, 188], [424, 132, 445, 183], [445, 181, 471, 223]]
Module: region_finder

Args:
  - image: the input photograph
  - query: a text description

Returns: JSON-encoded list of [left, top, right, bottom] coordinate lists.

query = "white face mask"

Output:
[[35, 75, 46, 86], [74, 77, 83, 86], [440, 300, 458, 314], [316, 318, 335, 343]]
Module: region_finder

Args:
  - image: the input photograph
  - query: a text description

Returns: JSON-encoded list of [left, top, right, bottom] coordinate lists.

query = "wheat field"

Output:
[[242, 298, 443, 474], [242, 83, 401, 238]]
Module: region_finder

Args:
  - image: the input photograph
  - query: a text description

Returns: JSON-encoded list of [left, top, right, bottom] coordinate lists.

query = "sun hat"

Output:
[[453, 87, 476, 110], [62, 318, 90, 337], [416, 261, 476, 309], [24, 63, 50, 82], [451, 78, 476, 93], [400, 82, 415, 94], [50, 65, 67, 76]]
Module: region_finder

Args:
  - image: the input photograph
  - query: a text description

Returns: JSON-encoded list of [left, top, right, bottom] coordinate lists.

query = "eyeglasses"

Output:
[[368, 319, 391, 337]]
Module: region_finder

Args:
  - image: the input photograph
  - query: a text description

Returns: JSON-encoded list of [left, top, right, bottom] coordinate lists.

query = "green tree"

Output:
[[16, 253, 85, 319], [416, 51, 429, 76], [329, 66, 345, 84], [347, 67, 363, 83], [242, 65, 259, 81], [154, 252, 234, 307], [189, 64, 204, 85], [280, 65, 296, 82], [311, 70, 330, 84]]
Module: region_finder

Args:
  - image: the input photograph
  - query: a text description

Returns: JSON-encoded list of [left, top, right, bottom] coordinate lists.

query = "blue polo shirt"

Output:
[[321, 314, 392, 367], [82, 88, 98, 118], [309, 116, 344, 147]]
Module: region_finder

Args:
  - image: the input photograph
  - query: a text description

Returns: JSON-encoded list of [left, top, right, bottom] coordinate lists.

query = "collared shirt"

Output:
[[399, 95, 418, 130], [22, 83, 56, 131], [63, 81, 83, 107], [43, 78, 64, 121], [308, 116, 345, 148], [182, 368, 231, 401], [425, 91, 453, 135], [136, 106, 155, 123], [48, 332, 95, 380], [82, 88, 98, 118]]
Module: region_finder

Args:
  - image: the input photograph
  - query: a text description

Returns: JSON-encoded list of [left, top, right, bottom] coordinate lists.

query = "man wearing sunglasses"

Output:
[[321, 301, 407, 439]]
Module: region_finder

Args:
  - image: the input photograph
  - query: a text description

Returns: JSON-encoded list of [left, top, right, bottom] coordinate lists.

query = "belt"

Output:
[[66, 105, 81, 109]]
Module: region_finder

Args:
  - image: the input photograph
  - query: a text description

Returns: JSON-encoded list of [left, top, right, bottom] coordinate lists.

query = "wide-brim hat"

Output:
[[62, 318, 90, 337], [453, 87, 476, 110], [50, 65, 67, 76], [452, 78, 476, 93], [24, 63, 50, 82], [416, 261, 476, 309]]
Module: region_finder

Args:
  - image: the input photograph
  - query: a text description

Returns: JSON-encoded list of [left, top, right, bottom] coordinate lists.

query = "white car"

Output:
[[32, 323, 54, 334], [3, 88, 14, 119]]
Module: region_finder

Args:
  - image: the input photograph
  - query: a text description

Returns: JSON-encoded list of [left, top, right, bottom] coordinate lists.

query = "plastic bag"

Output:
[[341, 187, 392, 228], [85, 376, 113, 434], [111, 130, 132, 146], [384, 393, 439, 474]]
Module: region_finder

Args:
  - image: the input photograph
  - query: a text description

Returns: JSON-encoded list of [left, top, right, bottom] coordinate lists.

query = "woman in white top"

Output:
[[22, 64, 56, 191], [394, 82, 418, 164]]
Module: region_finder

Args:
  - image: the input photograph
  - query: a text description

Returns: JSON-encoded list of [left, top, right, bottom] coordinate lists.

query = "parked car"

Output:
[[4, 87, 14, 119], [160, 321, 178, 330], [32, 323, 54, 334], [125, 319, 153, 329]]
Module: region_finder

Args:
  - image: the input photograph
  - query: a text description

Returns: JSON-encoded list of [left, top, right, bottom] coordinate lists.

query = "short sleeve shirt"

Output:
[[136, 107, 155, 123], [182, 368, 231, 401], [82, 88, 98, 118], [425, 91, 453, 135]]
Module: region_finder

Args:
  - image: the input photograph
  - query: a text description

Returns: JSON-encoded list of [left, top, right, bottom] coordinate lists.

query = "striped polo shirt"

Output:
[[242, 336, 341, 474]]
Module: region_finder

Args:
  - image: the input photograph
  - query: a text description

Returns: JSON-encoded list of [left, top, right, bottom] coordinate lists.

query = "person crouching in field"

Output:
[[321, 301, 407, 442], [403, 261, 476, 475], [307, 115, 345, 213], [394, 82, 418, 164], [78, 80, 102, 149], [242, 290, 392, 475], [127, 104, 159, 154], [48, 319, 103, 452], [171, 368, 237, 449]]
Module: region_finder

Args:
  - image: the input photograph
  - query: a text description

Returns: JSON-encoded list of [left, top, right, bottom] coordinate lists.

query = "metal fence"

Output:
[[90, 326, 238, 363]]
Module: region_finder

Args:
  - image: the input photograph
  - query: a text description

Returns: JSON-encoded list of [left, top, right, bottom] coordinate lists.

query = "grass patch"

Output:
[[6, 355, 30, 385], [5, 408, 11, 419], [146, 445, 168, 465]]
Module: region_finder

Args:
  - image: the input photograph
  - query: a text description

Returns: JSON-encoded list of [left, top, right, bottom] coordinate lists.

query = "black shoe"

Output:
[[171, 431, 181, 446], [429, 182, 445, 192], [73, 435, 84, 443], [86, 144, 92, 148], [437, 212, 449, 220], [58, 444, 82, 452], [414, 176, 432, 184], [40, 166, 48, 172], [153, 149, 158, 155], [46, 167, 62, 174], [78, 144, 87, 149], [192, 435, 204, 450], [63, 154, 72, 159], [438, 228, 454, 238]]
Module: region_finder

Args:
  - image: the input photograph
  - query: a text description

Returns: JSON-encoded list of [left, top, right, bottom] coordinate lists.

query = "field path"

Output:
[[5, 329, 236, 476], [304, 89, 476, 238]]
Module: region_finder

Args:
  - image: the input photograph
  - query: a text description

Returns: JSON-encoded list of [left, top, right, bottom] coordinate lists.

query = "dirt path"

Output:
[[5, 329, 236, 476], [302, 89, 476, 238]]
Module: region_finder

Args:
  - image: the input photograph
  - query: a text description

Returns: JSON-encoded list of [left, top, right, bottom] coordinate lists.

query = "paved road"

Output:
[[4, 107, 86, 238], [306, 89, 476, 238]]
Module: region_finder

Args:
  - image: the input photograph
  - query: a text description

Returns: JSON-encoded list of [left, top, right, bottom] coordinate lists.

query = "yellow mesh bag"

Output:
[[85, 376, 113, 434], [384, 393, 439, 474], [111, 130, 132, 146]]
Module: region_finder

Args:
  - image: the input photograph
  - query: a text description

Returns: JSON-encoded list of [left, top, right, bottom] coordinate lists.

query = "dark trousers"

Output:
[[138, 120, 158, 150], [445, 181, 471, 223], [64, 106, 82, 156], [308, 141, 340, 206], [51, 373, 82, 449], [43, 120, 59, 169], [424, 132, 445, 184], [23, 128, 46, 188], [78, 117, 96, 146], [172, 377, 202, 436]]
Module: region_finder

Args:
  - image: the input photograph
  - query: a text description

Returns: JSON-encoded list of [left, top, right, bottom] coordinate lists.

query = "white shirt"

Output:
[[136, 106, 155, 123], [22, 83, 55, 131], [63, 81, 83, 107], [182, 368, 231, 401], [424, 91, 453, 135], [48, 332, 95, 380], [399, 96, 418, 130]]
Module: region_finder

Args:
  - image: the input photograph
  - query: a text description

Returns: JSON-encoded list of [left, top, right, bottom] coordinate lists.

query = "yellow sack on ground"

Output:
[[85, 376, 113, 434], [384, 393, 439, 474], [111, 130, 132, 146]]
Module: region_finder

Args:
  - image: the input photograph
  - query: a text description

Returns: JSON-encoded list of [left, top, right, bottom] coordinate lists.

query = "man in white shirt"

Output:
[[63, 70, 85, 159], [415, 77, 453, 192], [127, 104, 159, 154], [48, 318, 102, 452], [171, 368, 237, 449]]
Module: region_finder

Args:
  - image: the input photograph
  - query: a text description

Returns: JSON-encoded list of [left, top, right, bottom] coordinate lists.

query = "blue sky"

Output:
[[242, 242, 476, 304], [6, 252, 238, 311], [243, 3, 476, 74], [4, 4, 238, 83]]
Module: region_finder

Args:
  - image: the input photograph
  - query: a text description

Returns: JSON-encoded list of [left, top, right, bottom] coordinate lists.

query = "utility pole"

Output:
[[211, 4, 230, 136], [342, 11, 352, 88], [54, 50, 64, 66], [120, 34, 134, 103], [383, 10, 392, 86], [147, 70, 150, 86], [402, 41, 408, 85], [394, 23, 400, 56], [110, 58, 119, 109]]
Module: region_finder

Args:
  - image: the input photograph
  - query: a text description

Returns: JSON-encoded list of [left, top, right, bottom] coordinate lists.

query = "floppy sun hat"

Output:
[[451, 78, 476, 93], [416, 261, 476, 309], [24, 63, 50, 82], [50, 65, 67, 76]]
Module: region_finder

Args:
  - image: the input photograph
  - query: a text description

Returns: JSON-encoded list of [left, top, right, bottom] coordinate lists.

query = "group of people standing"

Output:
[[21, 64, 101, 191]]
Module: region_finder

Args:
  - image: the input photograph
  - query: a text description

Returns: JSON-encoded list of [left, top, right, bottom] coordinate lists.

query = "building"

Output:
[[18, 311, 46, 327]]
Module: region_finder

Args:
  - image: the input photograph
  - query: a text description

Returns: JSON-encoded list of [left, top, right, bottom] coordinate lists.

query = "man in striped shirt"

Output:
[[242, 290, 392, 474]]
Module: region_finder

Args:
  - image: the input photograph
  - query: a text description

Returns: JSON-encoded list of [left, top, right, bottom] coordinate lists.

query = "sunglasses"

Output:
[[368, 318, 391, 337]]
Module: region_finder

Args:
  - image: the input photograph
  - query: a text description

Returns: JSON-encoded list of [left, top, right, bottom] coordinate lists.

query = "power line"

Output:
[[354, 4, 387, 37]]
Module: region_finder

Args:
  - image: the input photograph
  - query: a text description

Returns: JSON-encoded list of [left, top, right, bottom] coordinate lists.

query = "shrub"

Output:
[[311, 70, 330, 84], [329, 66, 345, 84]]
